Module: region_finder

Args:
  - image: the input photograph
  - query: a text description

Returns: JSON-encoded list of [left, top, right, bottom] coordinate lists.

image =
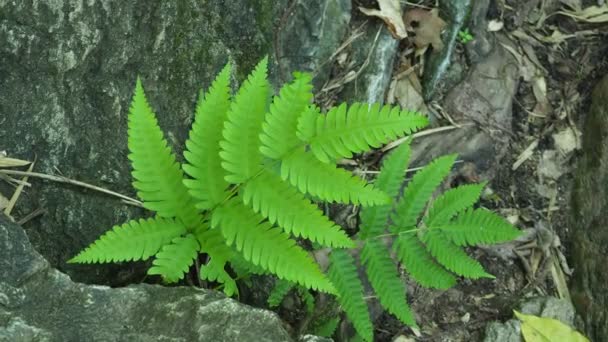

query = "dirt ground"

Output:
[[271, 0, 608, 341]]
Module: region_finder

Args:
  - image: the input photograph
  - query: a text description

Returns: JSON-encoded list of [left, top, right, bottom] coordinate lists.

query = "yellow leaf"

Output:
[[0, 156, 31, 167], [514, 310, 589, 342]]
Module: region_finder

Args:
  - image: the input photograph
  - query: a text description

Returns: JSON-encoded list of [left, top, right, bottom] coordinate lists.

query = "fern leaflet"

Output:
[[432, 208, 521, 246], [268, 278, 295, 308], [393, 231, 457, 289], [426, 182, 486, 226], [391, 154, 457, 230], [148, 234, 199, 283], [183, 63, 232, 210], [421, 230, 493, 279], [281, 148, 390, 205], [220, 57, 270, 184], [128, 79, 200, 228], [212, 198, 335, 293], [359, 142, 411, 239], [260, 72, 313, 159], [194, 226, 238, 296], [68, 217, 186, 264], [361, 240, 416, 327], [296, 102, 428, 163], [328, 249, 373, 342], [241, 170, 354, 248]]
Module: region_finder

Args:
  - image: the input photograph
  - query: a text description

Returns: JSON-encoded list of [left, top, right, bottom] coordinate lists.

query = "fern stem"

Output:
[[369, 227, 421, 241]]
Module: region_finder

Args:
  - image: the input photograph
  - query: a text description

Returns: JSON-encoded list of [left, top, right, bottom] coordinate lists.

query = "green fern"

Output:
[[328, 249, 373, 342], [268, 278, 295, 308], [331, 143, 520, 341], [69, 58, 427, 297]]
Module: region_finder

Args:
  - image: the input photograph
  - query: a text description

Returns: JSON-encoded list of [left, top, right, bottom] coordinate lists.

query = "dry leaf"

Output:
[[403, 8, 446, 50], [359, 0, 407, 39], [532, 76, 552, 117], [514, 311, 590, 342], [0, 156, 31, 168], [556, 4, 608, 22]]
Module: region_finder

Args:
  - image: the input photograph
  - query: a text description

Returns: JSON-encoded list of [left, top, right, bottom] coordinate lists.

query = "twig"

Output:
[[0, 169, 142, 207], [16, 207, 47, 225], [4, 162, 34, 216]]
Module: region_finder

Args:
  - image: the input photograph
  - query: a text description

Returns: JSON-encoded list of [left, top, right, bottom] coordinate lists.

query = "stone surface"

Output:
[[277, 0, 351, 89], [409, 35, 518, 181], [569, 74, 608, 341], [482, 297, 576, 342], [0, 0, 287, 285], [0, 214, 294, 342], [339, 20, 399, 105]]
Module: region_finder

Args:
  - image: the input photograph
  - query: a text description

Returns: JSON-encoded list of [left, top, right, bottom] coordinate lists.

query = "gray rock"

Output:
[[409, 35, 518, 181], [569, 74, 608, 341], [482, 297, 576, 342], [0, 0, 286, 285], [339, 21, 399, 105], [0, 213, 294, 342], [277, 0, 351, 89]]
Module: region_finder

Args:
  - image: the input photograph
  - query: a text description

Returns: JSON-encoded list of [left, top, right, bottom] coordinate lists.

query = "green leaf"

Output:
[[183, 62, 233, 210], [393, 231, 457, 289], [148, 233, 199, 283], [241, 170, 354, 248], [281, 148, 390, 206], [260, 72, 313, 159], [194, 226, 238, 297], [297, 102, 427, 163], [391, 154, 457, 230], [433, 208, 522, 246], [220, 57, 270, 184], [426, 182, 486, 226], [213, 198, 335, 293], [514, 311, 590, 342], [328, 249, 373, 342], [361, 239, 416, 327], [127, 78, 200, 228], [359, 141, 412, 239], [68, 217, 186, 264], [268, 279, 294, 308], [312, 317, 340, 338], [421, 230, 493, 279]]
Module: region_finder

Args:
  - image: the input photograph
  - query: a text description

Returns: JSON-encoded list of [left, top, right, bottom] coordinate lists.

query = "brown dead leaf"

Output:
[[403, 8, 446, 50], [387, 69, 429, 115], [359, 0, 407, 39]]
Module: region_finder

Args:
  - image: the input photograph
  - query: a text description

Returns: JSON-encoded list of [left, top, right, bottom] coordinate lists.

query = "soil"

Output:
[[267, 0, 608, 341]]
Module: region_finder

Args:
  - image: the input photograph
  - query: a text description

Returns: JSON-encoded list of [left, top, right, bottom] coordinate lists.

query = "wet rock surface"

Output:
[[0, 214, 293, 342], [0, 0, 286, 285]]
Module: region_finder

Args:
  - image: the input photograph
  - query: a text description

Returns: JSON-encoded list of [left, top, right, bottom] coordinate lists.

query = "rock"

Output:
[[408, 35, 518, 182], [339, 20, 399, 105], [0, 0, 286, 285], [0, 213, 294, 342], [569, 74, 608, 341], [277, 0, 351, 89], [482, 297, 576, 342]]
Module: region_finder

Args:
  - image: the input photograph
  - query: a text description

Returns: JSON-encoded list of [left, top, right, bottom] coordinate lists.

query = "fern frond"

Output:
[[260, 72, 313, 159], [425, 183, 486, 226], [183, 63, 232, 210], [268, 278, 295, 308], [242, 170, 354, 248], [212, 198, 335, 293], [421, 230, 493, 279], [328, 249, 373, 342], [148, 233, 199, 283], [361, 240, 416, 327], [312, 318, 340, 338], [296, 102, 428, 163], [220, 57, 270, 184], [433, 208, 521, 246], [299, 287, 316, 314], [194, 226, 238, 296], [359, 142, 411, 239], [128, 79, 199, 228], [393, 231, 457, 289], [68, 217, 186, 264], [281, 149, 390, 205], [391, 154, 457, 230]]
